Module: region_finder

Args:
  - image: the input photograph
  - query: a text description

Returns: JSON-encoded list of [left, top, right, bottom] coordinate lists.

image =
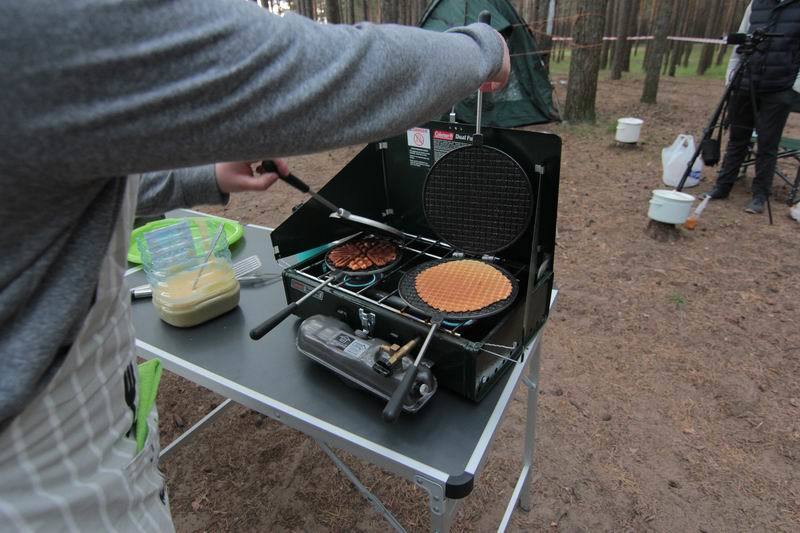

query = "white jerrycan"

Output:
[[662, 134, 702, 188]]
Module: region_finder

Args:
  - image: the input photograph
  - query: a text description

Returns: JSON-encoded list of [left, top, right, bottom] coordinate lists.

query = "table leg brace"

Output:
[[316, 440, 406, 533]]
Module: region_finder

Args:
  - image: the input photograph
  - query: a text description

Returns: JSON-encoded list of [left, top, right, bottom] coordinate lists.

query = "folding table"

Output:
[[126, 210, 556, 532]]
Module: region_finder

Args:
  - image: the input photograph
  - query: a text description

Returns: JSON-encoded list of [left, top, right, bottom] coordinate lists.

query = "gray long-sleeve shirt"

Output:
[[0, 1, 503, 426]]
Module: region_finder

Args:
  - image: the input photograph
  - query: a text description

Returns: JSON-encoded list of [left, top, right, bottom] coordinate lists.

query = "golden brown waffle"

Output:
[[366, 241, 397, 266], [328, 243, 361, 268], [327, 239, 398, 271], [414, 259, 512, 313]]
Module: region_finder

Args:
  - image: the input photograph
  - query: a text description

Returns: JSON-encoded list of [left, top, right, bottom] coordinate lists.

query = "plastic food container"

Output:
[[136, 219, 240, 327], [615, 117, 643, 143], [648, 189, 696, 225]]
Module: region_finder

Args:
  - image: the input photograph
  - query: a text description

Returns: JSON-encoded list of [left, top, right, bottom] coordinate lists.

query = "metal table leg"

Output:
[[159, 398, 233, 461], [519, 341, 542, 512], [316, 440, 407, 533], [498, 341, 542, 531], [429, 497, 457, 533]]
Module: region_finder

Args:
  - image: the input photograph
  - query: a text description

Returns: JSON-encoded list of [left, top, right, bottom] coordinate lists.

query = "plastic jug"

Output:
[[662, 134, 702, 188]]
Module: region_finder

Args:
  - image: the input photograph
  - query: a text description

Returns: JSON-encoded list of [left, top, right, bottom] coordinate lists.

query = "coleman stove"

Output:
[[252, 119, 560, 417]]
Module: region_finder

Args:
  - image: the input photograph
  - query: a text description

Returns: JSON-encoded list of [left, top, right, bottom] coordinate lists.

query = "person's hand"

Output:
[[480, 33, 510, 93], [214, 159, 289, 194]]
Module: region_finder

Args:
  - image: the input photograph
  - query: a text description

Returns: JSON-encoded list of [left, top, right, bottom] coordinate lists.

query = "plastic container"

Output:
[[136, 219, 240, 327], [648, 189, 696, 224], [615, 117, 644, 143], [684, 196, 710, 230], [662, 134, 702, 188]]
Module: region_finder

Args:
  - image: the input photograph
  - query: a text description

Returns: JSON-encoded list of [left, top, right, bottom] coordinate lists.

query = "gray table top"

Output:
[[128, 211, 552, 488]]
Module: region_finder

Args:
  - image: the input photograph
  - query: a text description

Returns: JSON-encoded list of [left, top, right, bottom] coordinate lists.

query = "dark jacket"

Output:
[[742, 0, 800, 92]]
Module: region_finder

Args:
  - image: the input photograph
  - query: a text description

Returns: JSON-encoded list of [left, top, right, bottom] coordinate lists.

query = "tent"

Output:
[[419, 0, 559, 127]]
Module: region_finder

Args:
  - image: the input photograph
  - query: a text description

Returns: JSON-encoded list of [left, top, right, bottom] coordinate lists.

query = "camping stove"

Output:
[[269, 121, 561, 402]]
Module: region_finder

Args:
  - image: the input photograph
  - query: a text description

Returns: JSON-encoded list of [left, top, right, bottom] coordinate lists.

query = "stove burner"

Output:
[[442, 319, 475, 328], [343, 273, 379, 289], [322, 262, 381, 289]]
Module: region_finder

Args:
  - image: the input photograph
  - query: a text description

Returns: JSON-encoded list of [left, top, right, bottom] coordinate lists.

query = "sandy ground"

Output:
[[152, 74, 800, 532]]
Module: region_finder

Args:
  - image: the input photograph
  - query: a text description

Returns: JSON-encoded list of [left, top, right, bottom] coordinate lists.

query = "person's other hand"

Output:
[[480, 33, 510, 93], [214, 159, 289, 193]]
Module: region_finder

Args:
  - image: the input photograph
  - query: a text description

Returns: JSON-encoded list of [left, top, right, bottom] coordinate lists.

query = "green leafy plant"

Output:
[[670, 293, 686, 309]]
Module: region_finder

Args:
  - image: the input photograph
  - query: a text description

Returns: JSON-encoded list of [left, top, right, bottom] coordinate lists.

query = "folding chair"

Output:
[[739, 94, 800, 206], [740, 133, 800, 205]]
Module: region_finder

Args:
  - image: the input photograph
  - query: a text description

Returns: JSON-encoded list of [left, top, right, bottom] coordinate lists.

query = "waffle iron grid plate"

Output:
[[423, 145, 533, 255]]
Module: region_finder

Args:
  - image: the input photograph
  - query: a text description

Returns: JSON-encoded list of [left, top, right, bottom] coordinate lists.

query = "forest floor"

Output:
[[153, 74, 800, 532]]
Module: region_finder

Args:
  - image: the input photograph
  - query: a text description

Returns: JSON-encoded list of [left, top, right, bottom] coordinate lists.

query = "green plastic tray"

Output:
[[128, 217, 244, 264]]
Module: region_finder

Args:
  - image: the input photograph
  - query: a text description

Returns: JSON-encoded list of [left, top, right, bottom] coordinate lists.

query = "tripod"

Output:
[[675, 32, 777, 224]]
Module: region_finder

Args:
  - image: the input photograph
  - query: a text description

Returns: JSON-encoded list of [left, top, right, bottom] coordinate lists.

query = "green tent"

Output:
[[419, 0, 559, 127]]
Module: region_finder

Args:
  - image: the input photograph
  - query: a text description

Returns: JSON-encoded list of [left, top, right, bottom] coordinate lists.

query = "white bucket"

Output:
[[615, 117, 643, 143], [662, 134, 702, 188], [648, 189, 695, 224]]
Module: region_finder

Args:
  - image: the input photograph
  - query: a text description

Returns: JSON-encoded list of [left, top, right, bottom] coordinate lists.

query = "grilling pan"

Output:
[[249, 237, 402, 340], [382, 258, 519, 422]]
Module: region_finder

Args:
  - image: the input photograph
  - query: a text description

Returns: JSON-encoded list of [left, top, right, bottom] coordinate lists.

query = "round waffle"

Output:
[[414, 259, 513, 313], [326, 238, 398, 272]]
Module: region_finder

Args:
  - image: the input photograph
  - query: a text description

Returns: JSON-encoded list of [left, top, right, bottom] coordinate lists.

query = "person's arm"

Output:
[[136, 166, 227, 217], [727, 2, 752, 86], [136, 159, 289, 216], [2, 1, 505, 181]]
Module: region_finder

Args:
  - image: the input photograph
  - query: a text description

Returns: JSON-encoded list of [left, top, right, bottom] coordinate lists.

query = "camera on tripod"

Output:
[[726, 29, 781, 54], [675, 28, 783, 190], [697, 30, 782, 168]]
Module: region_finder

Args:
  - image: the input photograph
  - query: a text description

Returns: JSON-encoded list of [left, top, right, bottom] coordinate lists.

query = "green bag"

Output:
[[135, 359, 163, 453]]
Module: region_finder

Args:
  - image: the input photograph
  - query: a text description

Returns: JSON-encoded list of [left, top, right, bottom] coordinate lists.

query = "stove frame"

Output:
[[270, 121, 560, 401]]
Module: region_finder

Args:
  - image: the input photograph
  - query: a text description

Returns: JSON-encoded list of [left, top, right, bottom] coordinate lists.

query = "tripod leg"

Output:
[[767, 195, 773, 225]]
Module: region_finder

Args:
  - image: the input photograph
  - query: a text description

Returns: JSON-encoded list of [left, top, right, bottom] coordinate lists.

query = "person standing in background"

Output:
[[705, 0, 800, 213]]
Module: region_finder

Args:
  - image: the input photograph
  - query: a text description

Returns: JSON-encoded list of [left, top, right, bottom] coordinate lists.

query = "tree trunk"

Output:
[[564, 0, 609, 122], [610, 0, 632, 79], [600, 0, 617, 69], [326, 0, 341, 23], [668, 0, 689, 76], [381, 0, 396, 23], [641, 0, 672, 103], [641, 0, 658, 73], [697, 0, 723, 74], [621, 0, 639, 71]]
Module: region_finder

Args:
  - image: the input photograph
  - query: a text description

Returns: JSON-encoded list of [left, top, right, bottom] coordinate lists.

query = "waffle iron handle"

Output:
[[474, 11, 492, 139], [257, 160, 309, 193], [382, 321, 440, 422], [250, 274, 342, 340], [382, 365, 418, 423], [249, 302, 298, 340]]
